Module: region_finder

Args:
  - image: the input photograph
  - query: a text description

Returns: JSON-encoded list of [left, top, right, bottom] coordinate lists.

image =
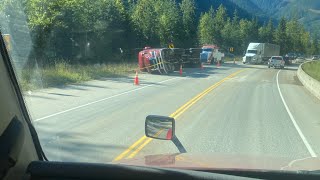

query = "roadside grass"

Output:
[[302, 61, 320, 81], [20, 62, 138, 91]]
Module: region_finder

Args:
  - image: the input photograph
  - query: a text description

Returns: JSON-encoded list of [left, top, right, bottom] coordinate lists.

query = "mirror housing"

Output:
[[145, 115, 175, 140]]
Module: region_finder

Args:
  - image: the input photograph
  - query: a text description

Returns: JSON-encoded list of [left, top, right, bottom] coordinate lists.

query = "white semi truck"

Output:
[[243, 43, 280, 64]]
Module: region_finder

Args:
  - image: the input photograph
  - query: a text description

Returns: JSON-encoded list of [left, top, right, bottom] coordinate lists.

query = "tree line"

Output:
[[1, 0, 319, 66]]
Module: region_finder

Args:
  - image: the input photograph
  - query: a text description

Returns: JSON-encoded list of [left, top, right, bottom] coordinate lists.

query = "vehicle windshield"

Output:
[[203, 48, 213, 52], [272, 57, 283, 60], [1, 0, 320, 172], [247, 50, 257, 54]]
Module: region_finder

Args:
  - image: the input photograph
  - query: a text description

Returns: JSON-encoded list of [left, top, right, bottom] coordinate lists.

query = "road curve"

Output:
[[25, 63, 320, 163]]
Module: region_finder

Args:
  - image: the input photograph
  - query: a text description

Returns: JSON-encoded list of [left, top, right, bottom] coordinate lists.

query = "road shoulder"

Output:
[[278, 69, 320, 156]]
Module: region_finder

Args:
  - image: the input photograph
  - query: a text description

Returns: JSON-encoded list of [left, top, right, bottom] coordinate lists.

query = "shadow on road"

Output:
[[37, 130, 128, 162], [48, 92, 78, 97], [77, 83, 111, 89], [26, 94, 57, 100]]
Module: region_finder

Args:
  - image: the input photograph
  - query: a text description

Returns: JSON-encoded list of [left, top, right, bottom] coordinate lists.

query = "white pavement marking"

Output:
[[276, 70, 317, 157], [34, 77, 179, 122]]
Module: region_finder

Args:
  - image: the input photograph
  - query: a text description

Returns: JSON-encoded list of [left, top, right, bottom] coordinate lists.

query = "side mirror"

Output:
[[145, 115, 175, 140]]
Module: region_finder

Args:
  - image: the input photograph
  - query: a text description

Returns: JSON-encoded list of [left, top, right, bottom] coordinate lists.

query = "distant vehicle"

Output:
[[296, 53, 305, 58], [295, 56, 306, 63], [243, 43, 280, 64], [268, 56, 285, 69], [286, 53, 297, 60], [312, 55, 319, 60], [138, 47, 201, 74], [200, 45, 224, 64]]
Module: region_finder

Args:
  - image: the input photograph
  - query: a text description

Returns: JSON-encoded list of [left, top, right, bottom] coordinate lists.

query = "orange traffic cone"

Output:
[[200, 63, 204, 70], [179, 65, 183, 76], [217, 61, 221, 67], [134, 70, 139, 85]]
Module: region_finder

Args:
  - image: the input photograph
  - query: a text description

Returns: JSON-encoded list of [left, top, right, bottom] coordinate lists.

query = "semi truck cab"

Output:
[[243, 43, 280, 64], [243, 43, 261, 64], [200, 45, 219, 64]]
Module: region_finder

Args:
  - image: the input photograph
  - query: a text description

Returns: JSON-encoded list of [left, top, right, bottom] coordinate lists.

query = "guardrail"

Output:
[[297, 62, 320, 100]]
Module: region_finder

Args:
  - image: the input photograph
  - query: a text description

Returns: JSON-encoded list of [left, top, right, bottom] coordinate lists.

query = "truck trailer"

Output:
[[243, 43, 280, 64]]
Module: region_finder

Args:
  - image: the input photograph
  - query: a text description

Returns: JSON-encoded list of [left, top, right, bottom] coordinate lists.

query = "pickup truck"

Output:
[[268, 56, 285, 69]]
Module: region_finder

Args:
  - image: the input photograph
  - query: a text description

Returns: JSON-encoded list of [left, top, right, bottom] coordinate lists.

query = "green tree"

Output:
[[131, 0, 181, 46], [259, 24, 268, 42], [230, 9, 242, 54], [239, 19, 251, 52], [131, 0, 158, 45], [286, 18, 302, 53], [221, 18, 234, 49], [25, 0, 67, 65], [154, 0, 181, 46], [274, 17, 289, 55], [198, 7, 215, 45], [249, 17, 259, 42], [301, 31, 311, 55], [213, 4, 227, 45], [232, 9, 239, 25], [310, 36, 319, 55], [259, 19, 274, 43], [180, 0, 197, 47], [266, 19, 274, 43]]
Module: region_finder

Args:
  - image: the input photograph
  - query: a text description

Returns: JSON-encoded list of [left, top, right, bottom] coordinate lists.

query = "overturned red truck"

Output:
[[138, 47, 202, 74]]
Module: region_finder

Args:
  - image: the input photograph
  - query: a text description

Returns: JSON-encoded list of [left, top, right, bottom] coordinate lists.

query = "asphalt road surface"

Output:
[[24, 62, 320, 164]]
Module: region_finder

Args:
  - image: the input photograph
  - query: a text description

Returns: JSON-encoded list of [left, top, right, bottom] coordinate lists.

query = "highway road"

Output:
[[24, 62, 320, 164]]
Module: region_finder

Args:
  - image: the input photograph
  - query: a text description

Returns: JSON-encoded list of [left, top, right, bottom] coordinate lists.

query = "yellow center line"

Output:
[[113, 136, 147, 161], [112, 69, 246, 162], [128, 129, 164, 158]]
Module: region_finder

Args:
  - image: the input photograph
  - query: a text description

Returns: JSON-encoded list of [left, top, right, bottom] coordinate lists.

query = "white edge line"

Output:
[[276, 70, 317, 157], [33, 77, 179, 122]]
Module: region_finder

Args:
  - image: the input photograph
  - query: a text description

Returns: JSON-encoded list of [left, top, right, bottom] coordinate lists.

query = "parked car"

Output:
[[268, 56, 285, 69], [312, 55, 319, 60]]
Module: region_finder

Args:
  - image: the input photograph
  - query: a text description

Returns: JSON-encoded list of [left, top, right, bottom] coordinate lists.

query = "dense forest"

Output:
[[0, 0, 319, 66]]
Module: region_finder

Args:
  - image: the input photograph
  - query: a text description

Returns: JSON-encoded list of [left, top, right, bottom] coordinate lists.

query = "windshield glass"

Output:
[[202, 48, 213, 52], [272, 57, 283, 60], [247, 50, 257, 54], [1, 0, 320, 172]]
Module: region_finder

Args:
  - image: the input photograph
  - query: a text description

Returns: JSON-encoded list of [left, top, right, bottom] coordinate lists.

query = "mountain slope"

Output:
[[176, 0, 255, 20], [232, 0, 320, 34]]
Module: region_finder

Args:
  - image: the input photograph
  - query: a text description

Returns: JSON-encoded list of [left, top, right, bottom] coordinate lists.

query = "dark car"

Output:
[[285, 53, 296, 60]]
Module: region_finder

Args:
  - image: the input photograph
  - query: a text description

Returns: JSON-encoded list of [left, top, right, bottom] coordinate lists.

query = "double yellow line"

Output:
[[113, 69, 246, 162]]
